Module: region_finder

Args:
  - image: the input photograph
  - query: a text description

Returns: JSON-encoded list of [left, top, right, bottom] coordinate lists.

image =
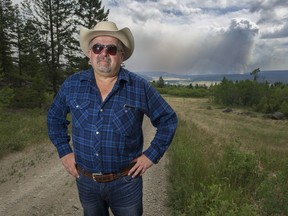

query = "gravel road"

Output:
[[0, 117, 169, 216]]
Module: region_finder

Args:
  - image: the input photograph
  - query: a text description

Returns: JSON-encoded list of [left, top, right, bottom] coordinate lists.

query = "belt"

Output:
[[76, 163, 136, 183]]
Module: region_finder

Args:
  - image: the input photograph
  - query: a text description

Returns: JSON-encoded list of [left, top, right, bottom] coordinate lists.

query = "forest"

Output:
[[0, 0, 109, 109]]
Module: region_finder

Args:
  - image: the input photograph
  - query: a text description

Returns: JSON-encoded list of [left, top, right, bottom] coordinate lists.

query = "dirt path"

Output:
[[0, 117, 169, 216]]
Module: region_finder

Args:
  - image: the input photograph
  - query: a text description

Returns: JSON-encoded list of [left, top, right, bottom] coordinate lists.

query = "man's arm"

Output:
[[47, 82, 78, 177]]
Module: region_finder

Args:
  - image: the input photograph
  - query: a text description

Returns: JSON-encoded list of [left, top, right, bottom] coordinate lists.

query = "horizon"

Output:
[[136, 69, 288, 76]]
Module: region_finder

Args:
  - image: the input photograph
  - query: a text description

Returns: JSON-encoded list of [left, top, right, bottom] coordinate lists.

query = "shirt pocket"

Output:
[[69, 99, 90, 128], [112, 104, 139, 136]]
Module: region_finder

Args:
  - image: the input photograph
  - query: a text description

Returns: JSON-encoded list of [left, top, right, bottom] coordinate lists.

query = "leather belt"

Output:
[[76, 163, 136, 183]]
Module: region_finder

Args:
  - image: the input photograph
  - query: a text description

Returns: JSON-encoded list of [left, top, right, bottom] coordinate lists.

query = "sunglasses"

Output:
[[91, 44, 122, 56]]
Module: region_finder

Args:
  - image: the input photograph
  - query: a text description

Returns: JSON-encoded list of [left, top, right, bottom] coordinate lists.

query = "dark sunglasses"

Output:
[[91, 44, 122, 55]]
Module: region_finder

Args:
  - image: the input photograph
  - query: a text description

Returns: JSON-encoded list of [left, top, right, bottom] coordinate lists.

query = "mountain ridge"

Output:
[[135, 70, 288, 84]]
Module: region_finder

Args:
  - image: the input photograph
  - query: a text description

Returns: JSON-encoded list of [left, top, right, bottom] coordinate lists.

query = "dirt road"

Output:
[[0, 117, 169, 216]]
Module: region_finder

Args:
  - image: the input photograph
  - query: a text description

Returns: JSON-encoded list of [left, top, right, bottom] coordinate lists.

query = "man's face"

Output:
[[88, 36, 124, 77]]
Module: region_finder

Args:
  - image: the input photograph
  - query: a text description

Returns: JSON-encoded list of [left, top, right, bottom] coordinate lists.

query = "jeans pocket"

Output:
[[121, 175, 142, 183]]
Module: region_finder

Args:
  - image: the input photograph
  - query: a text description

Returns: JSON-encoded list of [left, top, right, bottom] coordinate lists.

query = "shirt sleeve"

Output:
[[47, 81, 72, 158], [143, 83, 178, 164]]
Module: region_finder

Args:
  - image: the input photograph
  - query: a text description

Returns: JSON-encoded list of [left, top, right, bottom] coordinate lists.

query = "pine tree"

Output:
[[7, 0, 49, 108], [157, 76, 165, 88], [0, 0, 17, 82], [32, 0, 76, 94], [67, 0, 109, 72]]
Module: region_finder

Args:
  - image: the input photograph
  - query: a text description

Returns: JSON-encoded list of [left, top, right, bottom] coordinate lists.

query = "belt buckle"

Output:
[[92, 172, 103, 182]]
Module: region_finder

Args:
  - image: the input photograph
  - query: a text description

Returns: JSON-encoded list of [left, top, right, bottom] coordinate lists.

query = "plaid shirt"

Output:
[[47, 68, 177, 173]]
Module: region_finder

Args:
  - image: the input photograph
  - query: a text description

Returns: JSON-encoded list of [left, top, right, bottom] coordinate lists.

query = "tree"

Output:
[[67, 0, 109, 72], [250, 68, 260, 81], [0, 0, 17, 82], [157, 76, 165, 88], [1, 0, 111, 109], [13, 1, 43, 87], [33, 0, 76, 94]]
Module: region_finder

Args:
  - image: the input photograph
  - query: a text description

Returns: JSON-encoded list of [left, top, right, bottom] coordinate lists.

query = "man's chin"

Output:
[[97, 66, 112, 74]]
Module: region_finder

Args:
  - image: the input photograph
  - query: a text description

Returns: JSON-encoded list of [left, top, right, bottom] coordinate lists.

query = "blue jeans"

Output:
[[76, 174, 143, 216]]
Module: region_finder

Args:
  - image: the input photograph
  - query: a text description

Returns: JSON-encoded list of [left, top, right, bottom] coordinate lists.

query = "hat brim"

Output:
[[79, 26, 134, 61]]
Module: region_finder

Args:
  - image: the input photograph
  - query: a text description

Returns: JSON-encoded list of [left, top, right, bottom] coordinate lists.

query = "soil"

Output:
[[0, 117, 170, 216]]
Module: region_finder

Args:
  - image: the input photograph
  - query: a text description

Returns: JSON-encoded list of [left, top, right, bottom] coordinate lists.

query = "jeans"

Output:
[[76, 174, 143, 216]]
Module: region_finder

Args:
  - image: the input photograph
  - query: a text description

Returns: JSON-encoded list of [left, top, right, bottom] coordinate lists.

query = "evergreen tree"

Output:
[[33, 0, 76, 94], [14, 1, 42, 87], [67, 0, 109, 72], [250, 68, 260, 81], [8, 1, 48, 108], [0, 0, 17, 82], [157, 76, 165, 88]]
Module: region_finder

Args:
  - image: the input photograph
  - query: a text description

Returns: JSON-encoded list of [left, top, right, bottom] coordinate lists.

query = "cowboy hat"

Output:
[[79, 21, 134, 61]]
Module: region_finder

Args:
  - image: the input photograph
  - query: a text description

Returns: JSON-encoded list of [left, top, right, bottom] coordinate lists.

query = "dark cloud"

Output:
[[183, 19, 259, 74]]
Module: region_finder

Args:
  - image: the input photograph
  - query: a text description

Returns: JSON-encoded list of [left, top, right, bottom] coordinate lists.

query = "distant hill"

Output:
[[135, 70, 288, 84]]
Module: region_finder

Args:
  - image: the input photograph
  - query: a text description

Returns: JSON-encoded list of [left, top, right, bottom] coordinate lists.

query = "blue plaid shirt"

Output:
[[47, 68, 177, 173]]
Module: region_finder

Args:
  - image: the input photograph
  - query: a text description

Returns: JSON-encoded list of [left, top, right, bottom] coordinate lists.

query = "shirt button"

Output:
[[100, 109, 103, 112], [76, 105, 79, 109], [95, 153, 99, 157], [96, 131, 100, 135]]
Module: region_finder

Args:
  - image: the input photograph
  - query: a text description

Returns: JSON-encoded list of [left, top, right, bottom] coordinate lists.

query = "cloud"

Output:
[[102, 0, 287, 74], [129, 18, 259, 74], [262, 20, 288, 38], [250, 0, 288, 24], [180, 18, 259, 74]]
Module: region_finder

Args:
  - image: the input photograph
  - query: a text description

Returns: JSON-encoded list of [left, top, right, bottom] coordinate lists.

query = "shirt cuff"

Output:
[[56, 144, 73, 158], [143, 147, 162, 164]]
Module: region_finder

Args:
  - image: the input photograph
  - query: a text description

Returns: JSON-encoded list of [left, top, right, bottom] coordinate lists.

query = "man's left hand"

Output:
[[128, 154, 154, 178]]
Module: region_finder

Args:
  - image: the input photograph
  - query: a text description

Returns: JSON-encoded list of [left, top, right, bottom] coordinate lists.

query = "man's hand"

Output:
[[61, 153, 79, 178], [128, 154, 154, 178]]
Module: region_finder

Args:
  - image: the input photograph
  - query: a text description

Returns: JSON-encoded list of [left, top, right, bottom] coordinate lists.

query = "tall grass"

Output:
[[0, 109, 48, 159], [167, 98, 288, 216]]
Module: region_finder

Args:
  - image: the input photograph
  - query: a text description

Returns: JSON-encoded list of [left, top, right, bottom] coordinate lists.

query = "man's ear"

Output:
[[121, 52, 125, 61]]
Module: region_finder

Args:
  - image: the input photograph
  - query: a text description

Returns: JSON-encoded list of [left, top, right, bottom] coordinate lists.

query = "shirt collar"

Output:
[[79, 67, 130, 84]]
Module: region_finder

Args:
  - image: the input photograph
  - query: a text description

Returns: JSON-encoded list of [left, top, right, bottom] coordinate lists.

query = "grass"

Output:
[[1, 97, 288, 215], [166, 97, 288, 216], [0, 109, 49, 159]]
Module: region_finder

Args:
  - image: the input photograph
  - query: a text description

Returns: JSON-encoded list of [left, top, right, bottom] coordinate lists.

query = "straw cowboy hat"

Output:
[[79, 21, 134, 61]]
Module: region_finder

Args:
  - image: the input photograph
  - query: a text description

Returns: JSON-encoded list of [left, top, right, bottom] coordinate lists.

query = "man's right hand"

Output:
[[61, 153, 79, 178]]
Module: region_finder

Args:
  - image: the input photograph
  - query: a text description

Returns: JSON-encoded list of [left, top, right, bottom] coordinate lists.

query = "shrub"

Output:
[[0, 86, 14, 109], [218, 144, 262, 191], [257, 161, 288, 215]]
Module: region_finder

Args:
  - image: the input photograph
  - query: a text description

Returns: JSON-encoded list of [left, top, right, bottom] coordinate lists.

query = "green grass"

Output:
[[0, 109, 48, 159], [166, 97, 288, 216]]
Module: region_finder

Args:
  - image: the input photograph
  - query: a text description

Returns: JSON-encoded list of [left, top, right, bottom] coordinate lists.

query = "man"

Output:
[[47, 21, 177, 216]]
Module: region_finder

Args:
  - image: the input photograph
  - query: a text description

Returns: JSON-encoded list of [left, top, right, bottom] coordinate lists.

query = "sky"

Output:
[[101, 0, 288, 74], [13, 0, 288, 75]]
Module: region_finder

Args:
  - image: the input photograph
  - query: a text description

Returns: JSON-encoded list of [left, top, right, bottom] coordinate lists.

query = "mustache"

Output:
[[97, 56, 111, 64]]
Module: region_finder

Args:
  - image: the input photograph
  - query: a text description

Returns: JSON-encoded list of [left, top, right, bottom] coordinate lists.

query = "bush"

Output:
[[256, 161, 288, 215], [0, 109, 48, 159], [168, 120, 258, 215], [0, 86, 14, 109], [218, 144, 262, 191], [280, 101, 288, 117]]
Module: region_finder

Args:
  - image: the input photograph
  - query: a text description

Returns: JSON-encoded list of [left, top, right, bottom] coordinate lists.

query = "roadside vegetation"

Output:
[[166, 97, 288, 215], [0, 109, 48, 160]]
